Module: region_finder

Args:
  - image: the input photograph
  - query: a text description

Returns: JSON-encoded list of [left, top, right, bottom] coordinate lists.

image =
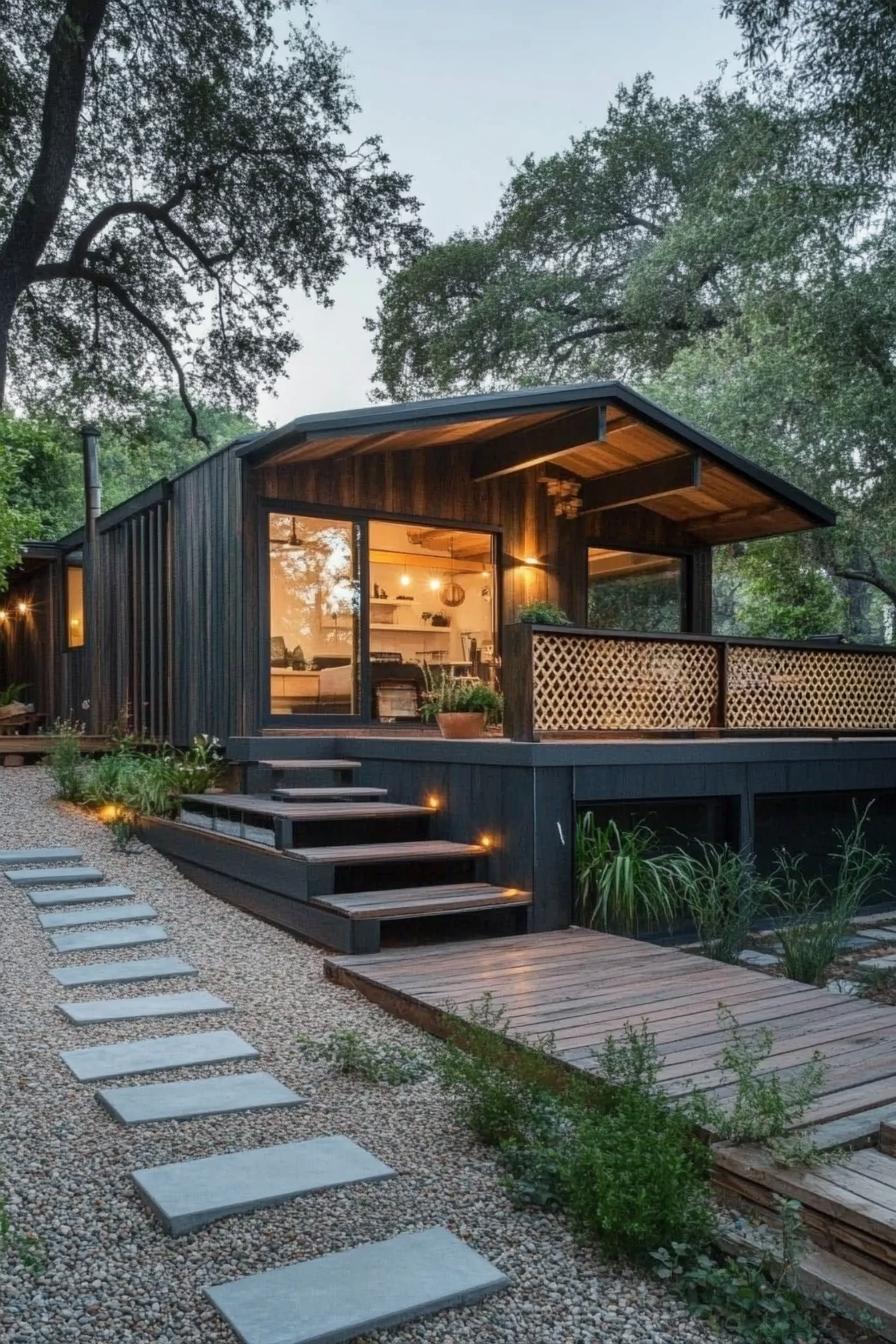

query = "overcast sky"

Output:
[[260, 0, 739, 425]]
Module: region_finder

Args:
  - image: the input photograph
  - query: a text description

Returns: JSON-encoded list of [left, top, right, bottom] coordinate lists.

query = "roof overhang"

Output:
[[241, 380, 835, 546]]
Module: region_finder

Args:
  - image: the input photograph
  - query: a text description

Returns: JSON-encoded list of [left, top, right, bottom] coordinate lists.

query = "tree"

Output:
[[0, 0, 422, 440], [722, 0, 896, 178]]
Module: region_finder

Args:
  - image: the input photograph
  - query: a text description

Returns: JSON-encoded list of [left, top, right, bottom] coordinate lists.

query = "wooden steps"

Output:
[[287, 840, 485, 867], [313, 883, 530, 921], [181, 794, 430, 821], [257, 759, 361, 772], [271, 787, 389, 801]]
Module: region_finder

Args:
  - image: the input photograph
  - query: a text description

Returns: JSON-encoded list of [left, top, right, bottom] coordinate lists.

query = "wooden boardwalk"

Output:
[[326, 927, 896, 1311]]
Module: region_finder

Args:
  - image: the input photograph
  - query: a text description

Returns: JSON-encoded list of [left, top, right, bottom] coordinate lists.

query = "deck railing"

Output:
[[502, 623, 896, 740]]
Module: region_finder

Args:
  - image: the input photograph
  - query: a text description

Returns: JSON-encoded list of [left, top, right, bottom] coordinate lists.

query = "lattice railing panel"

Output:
[[727, 645, 896, 730], [531, 633, 719, 733]]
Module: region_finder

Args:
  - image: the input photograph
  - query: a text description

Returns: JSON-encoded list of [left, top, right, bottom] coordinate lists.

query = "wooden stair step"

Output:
[[181, 793, 429, 820], [287, 840, 485, 867], [271, 787, 388, 801], [314, 883, 530, 921], [257, 759, 361, 772]]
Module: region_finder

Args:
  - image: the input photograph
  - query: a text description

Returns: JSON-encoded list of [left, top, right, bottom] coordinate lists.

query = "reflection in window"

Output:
[[587, 549, 683, 634], [66, 559, 85, 648], [268, 513, 359, 715]]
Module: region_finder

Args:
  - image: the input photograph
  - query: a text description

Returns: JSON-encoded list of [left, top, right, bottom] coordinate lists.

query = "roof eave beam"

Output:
[[579, 454, 701, 514], [470, 405, 607, 481]]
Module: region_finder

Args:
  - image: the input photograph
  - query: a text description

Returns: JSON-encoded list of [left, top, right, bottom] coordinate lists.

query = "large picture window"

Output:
[[268, 513, 360, 716], [587, 549, 683, 634]]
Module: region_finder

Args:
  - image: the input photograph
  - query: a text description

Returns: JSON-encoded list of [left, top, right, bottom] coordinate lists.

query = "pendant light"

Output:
[[271, 517, 304, 550], [439, 538, 466, 608]]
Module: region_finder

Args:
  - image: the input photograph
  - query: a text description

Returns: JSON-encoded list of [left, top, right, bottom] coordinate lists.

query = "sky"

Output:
[[260, 0, 740, 426]]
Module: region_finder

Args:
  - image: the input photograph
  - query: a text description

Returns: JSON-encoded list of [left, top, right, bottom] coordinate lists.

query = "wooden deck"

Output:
[[326, 927, 896, 1314]]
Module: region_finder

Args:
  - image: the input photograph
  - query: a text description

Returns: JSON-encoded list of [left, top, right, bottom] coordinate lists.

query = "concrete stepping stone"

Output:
[[29, 883, 134, 908], [0, 847, 82, 864], [205, 1225, 509, 1344], [38, 902, 156, 930], [51, 956, 197, 987], [5, 865, 103, 886], [738, 948, 779, 968], [50, 924, 168, 953], [857, 954, 896, 972], [58, 989, 231, 1025], [97, 1071, 305, 1125], [858, 928, 896, 945], [133, 1136, 395, 1235], [61, 1028, 258, 1081]]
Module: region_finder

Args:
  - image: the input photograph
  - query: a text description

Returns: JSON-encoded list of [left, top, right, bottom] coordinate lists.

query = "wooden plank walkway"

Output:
[[324, 928, 896, 1126]]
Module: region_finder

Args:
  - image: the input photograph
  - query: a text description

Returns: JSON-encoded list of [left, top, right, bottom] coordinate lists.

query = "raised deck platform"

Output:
[[326, 928, 896, 1320]]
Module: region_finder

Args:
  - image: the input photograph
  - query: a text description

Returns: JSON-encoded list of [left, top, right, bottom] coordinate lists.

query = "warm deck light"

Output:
[[16, 600, 29, 614], [426, 793, 441, 810], [523, 556, 539, 567], [0, 610, 7, 623], [479, 832, 495, 850], [99, 803, 122, 822]]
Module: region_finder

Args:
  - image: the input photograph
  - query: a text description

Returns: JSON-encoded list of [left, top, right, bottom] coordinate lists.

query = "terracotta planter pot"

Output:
[[436, 711, 486, 739]]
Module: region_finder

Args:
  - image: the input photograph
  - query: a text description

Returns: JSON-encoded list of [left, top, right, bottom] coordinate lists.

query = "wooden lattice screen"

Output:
[[726, 645, 896, 731], [531, 632, 719, 733], [520, 628, 896, 737]]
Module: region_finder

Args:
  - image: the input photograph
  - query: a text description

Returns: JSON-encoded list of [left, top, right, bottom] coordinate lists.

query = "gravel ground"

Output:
[[0, 767, 725, 1344]]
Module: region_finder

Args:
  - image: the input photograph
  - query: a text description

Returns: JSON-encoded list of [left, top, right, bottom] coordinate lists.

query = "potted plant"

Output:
[[0, 681, 30, 728], [420, 669, 503, 738], [518, 600, 571, 625]]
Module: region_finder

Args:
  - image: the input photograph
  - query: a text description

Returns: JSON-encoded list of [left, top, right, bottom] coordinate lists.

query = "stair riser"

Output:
[[306, 856, 483, 898], [275, 815, 432, 851], [245, 765, 357, 792]]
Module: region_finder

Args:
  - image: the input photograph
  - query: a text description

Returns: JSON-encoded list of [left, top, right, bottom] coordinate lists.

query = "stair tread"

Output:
[[271, 787, 388, 800], [287, 840, 485, 866], [257, 759, 361, 771], [315, 883, 530, 920], [181, 793, 429, 820]]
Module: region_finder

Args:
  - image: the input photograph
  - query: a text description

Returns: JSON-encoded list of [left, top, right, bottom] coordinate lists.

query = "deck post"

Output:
[[502, 623, 536, 741]]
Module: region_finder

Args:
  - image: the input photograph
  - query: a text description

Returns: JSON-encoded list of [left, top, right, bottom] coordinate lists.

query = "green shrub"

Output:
[[670, 841, 759, 964], [576, 814, 680, 934], [297, 1028, 430, 1086], [45, 719, 86, 801], [0, 1188, 45, 1277], [771, 806, 890, 985], [419, 669, 503, 725], [517, 600, 572, 625]]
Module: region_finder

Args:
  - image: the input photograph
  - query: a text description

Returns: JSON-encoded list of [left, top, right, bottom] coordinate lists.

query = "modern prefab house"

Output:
[[4, 380, 896, 951]]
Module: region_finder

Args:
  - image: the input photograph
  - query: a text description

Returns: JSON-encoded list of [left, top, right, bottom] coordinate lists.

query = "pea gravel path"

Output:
[[0, 767, 727, 1344]]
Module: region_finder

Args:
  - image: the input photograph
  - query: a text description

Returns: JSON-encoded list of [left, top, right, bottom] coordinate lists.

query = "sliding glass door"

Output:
[[267, 512, 361, 717]]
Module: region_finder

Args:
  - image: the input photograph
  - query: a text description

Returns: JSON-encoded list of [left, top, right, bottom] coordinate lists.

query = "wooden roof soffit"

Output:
[[470, 405, 608, 481], [583, 505, 706, 554], [578, 453, 701, 514]]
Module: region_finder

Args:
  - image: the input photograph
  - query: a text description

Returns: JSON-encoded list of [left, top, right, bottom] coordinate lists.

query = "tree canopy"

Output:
[[0, 0, 422, 440]]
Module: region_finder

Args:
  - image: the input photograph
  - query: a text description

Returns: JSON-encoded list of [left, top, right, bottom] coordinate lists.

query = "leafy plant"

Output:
[[652, 1200, 821, 1343], [297, 1028, 430, 1086], [45, 719, 86, 802], [0, 680, 28, 706], [166, 734, 226, 794], [670, 841, 759, 964], [770, 806, 890, 985], [517, 600, 572, 625], [688, 1008, 827, 1163], [419, 669, 503, 724], [0, 1188, 45, 1277], [575, 813, 680, 935]]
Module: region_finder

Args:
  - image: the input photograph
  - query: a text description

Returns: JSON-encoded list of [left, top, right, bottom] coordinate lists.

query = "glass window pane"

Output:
[[587, 549, 682, 634], [66, 563, 85, 648], [268, 513, 359, 716]]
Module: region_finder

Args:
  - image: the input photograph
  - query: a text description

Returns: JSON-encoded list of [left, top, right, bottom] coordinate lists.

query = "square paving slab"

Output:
[[204, 1225, 509, 1344], [50, 925, 168, 953], [133, 1136, 395, 1235], [5, 866, 103, 886], [61, 1028, 258, 1081], [51, 957, 197, 987], [97, 1071, 306, 1125], [58, 989, 231, 1025], [38, 902, 156, 930], [0, 847, 82, 864], [29, 883, 134, 908]]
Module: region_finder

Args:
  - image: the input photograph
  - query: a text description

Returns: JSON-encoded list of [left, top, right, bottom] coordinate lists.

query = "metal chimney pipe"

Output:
[[81, 423, 102, 544]]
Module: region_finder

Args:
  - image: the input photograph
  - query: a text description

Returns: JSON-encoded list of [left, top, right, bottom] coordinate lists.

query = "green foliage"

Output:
[[770, 807, 890, 985], [0, 680, 28, 705], [0, 423, 41, 581], [517, 601, 572, 625], [575, 814, 680, 935], [297, 1028, 430, 1086], [54, 732, 225, 818], [669, 842, 759, 964], [0, 1186, 45, 1277], [45, 719, 86, 802], [1, 2, 421, 431], [419, 669, 503, 724], [688, 1008, 826, 1159], [652, 1201, 821, 1343]]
